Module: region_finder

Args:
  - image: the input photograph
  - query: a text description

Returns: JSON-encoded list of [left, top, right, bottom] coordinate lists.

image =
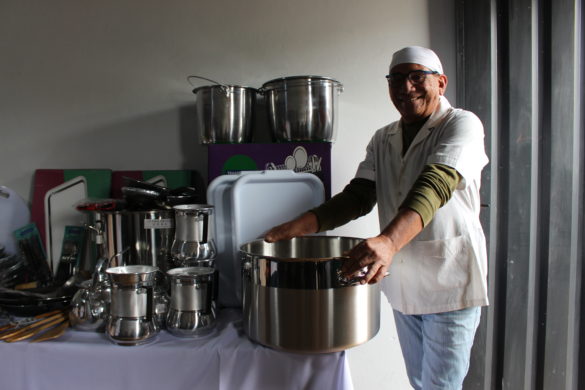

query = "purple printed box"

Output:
[[208, 143, 332, 199]]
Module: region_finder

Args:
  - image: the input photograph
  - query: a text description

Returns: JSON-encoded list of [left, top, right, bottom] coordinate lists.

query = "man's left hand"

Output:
[[344, 235, 396, 284]]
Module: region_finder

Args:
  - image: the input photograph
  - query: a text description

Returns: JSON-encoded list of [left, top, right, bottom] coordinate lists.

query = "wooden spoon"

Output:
[[31, 321, 69, 342], [0, 312, 65, 341], [0, 310, 62, 335], [4, 316, 66, 343]]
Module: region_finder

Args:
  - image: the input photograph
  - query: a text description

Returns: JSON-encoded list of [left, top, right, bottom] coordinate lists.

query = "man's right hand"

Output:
[[264, 212, 319, 242]]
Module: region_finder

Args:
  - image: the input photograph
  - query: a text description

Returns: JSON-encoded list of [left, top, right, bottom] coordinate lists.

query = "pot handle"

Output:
[[337, 261, 389, 286], [108, 247, 131, 268], [187, 75, 230, 96]]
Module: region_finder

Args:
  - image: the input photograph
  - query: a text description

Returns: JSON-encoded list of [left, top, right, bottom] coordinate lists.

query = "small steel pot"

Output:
[[240, 236, 380, 353], [190, 76, 256, 144], [166, 267, 217, 338], [171, 204, 216, 265], [105, 265, 159, 346]]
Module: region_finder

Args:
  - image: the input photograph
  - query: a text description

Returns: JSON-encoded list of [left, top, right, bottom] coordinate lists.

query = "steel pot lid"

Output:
[[106, 265, 159, 285], [167, 266, 215, 278], [173, 204, 214, 214], [261, 75, 343, 91]]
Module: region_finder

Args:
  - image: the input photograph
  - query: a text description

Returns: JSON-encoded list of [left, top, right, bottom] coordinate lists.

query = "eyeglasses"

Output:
[[385, 70, 439, 86]]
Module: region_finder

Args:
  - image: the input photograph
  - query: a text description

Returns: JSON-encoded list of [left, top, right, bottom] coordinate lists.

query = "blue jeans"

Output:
[[393, 307, 481, 390]]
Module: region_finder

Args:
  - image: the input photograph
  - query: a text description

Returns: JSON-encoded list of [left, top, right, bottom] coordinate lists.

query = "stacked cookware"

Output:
[[190, 75, 343, 144], [166, 204, 218, 338], [69, 195, 219, 345], [69, 210, 171, 345]]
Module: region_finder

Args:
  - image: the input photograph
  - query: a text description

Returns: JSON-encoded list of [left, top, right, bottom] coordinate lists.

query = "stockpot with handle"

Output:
[[240, 236, 381, 353], [260, 75, 343, 142], [189, 75, 256, 144]]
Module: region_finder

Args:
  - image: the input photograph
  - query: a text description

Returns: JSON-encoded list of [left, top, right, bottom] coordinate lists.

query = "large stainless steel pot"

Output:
[[92, 210, 133, 268], [89, 210, 174, 271], [190, 76, 256, 144], [240, 236, 380, 353], [129, 210, 175, 272], [261, 76, 343, 143]]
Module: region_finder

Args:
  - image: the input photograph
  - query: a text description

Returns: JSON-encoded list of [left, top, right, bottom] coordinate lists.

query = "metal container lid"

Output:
[[173, 204, 214, 214], [167, 267, 215, 285], [167, 266, 215, 277], [261, 75, 343, 91], [106, 265, 159, 285]]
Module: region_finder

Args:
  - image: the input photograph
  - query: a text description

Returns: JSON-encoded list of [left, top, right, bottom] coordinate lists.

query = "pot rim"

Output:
[[192, 85, 257, 94], [167, 266, 215, 278], [261, 75, 343, 91], [173, 204, 214, 211], [239, 236, 363, 263], [106, 265, 159, 275]]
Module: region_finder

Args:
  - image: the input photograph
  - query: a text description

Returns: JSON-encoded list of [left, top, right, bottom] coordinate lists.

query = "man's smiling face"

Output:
[[388, 63, 448, 124]]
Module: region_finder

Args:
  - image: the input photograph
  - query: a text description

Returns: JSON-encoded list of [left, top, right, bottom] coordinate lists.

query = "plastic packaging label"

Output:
[[144, 219, 173, 229]]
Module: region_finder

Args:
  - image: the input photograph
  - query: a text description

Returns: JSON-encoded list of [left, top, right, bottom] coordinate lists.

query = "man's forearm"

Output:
[[345, 207, 423, 283], [380, 207, 424, 254]]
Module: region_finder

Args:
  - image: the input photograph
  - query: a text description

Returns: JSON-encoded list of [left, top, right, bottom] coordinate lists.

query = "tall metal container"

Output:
[[240, 236, 381, 353], [192, 83, 256, 144], [128, 210, 175, 273], [261, 76, 343, 142]]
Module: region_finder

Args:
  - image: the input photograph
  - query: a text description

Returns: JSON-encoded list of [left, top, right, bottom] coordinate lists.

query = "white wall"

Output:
[[0, 1, 455, 388]]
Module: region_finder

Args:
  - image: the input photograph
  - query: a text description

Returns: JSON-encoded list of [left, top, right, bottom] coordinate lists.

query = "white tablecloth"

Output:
[[0, 309, 354, 390]]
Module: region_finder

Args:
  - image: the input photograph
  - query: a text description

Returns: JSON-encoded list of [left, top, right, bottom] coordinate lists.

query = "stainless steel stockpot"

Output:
[[240, 236, 381, 353], [191, 80, 256, 144], [88, 209, 174, 271], [90, 210, 133, 268], [261, 76, 343, 142], [129, 210, 175, 272]]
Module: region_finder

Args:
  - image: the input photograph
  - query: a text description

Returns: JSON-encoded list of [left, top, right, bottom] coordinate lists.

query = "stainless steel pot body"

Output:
[[105, 265, 159, 346], [171, 204, 216, 266], [129, 210, 175, 273], [240, 236, 380, 353], [261, 76, 343, 142], [193, 85, 256, 144], [91, 211, 133, 268], [166, 267, 217, 337], [92, 210, 174, 271]]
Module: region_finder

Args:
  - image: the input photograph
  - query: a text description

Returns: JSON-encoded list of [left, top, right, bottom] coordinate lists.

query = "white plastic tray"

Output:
[[44, 176, 87, 274], [0, 186, 31, 255], [207, 170, 325, 307]]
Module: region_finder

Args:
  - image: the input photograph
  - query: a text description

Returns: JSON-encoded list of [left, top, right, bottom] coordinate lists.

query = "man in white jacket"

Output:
[[266, 46, 489, 389]]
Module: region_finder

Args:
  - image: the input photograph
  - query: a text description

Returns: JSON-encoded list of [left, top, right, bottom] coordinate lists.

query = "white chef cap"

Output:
[[389, 46, 443, 74]]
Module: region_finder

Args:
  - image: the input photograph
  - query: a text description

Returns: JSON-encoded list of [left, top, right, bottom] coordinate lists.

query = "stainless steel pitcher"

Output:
[[171, 204, 216, 266], [105, 265, 159, 346]]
